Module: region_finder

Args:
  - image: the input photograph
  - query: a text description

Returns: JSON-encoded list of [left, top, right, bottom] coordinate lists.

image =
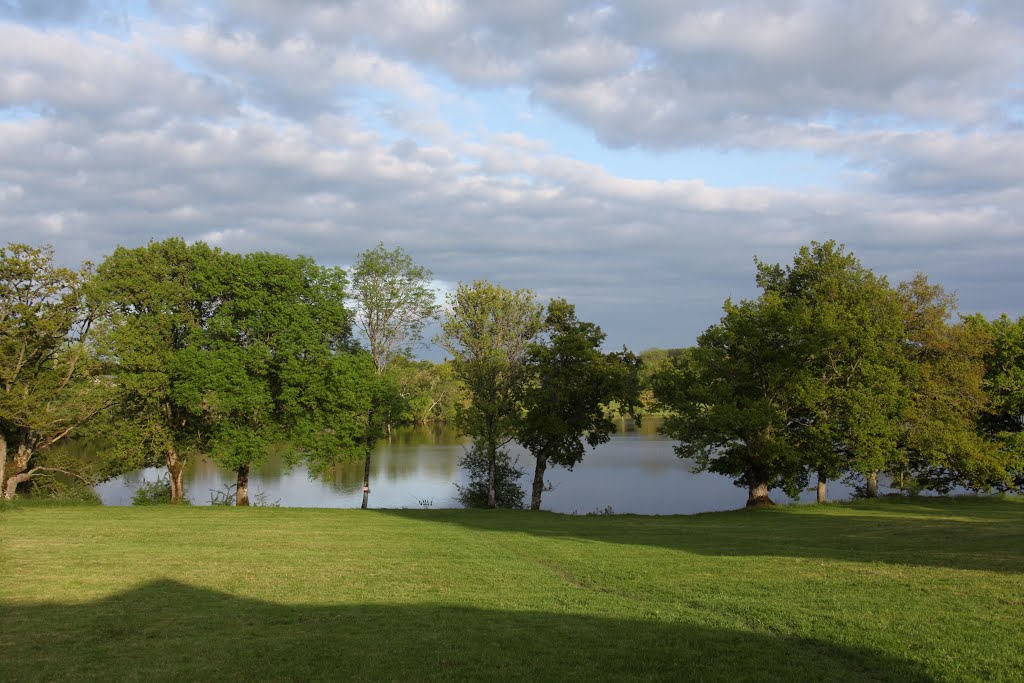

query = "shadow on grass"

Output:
[[378, 497, 1024, 574], [1, 579, 933, 682]]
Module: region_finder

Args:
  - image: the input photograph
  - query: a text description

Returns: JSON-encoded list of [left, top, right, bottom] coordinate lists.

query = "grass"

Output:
[[2, 496, 1022, 681]]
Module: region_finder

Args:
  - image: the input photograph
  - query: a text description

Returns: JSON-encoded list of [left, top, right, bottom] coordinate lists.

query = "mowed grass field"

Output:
[[2, 497, 1022, 682]]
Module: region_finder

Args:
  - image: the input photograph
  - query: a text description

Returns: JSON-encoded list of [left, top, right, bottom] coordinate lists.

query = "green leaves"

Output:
[[350, 243, 438, 372]]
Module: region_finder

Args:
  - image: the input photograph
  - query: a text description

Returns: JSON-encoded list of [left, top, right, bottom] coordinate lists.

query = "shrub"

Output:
[[456, 445, 526, 509]]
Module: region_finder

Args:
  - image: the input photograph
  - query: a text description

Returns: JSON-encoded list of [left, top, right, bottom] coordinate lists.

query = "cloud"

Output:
[[0, 2, 1021, 352]]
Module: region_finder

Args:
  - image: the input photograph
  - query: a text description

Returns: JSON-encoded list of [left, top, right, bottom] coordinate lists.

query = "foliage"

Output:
[[517, 299, 642, 509], [437, 280, 544, 508], [173, 251, 368, 504], [454, 445, 526, 509], [653, 292, 806, 505], [89, 238, 226, 502], [897, 277, 1006, 492], [756, 242, 909, 492], [0, 243, 115, 499], [388, 357, 466, 425], [967, 313, 1024, 490], [636, 347, 689, 413], [131, 475, 189, 506], [349, 243, 439, 373]]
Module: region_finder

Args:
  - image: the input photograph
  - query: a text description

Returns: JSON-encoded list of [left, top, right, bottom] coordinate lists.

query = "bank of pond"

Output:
[[83, 419, 977, 514]]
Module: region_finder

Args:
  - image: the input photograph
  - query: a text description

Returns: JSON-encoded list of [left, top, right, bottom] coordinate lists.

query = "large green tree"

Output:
[[896, 276, 1004, 493], [348, 243, 438, 508], [175, 251, 372, 505], [517, 299, 641, 510], [437, 281, 543, 508], [756, 241, 908, 501], [89, 238, 226, 503], [967, 313, 1024, 491], [653, 293, 806, 506], [0, 244, 113, 499]]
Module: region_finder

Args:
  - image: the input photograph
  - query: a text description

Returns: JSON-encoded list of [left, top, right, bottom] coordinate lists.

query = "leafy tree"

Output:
[[350, 243, 439, 373], [349, 243, 438, 508], [455, 444, 526, 509], [174, 252, 368, 505], [89, 238, 229, 503], [967, 313, 1024, 490], [756, 242, 908, 501], [389, 357, 466, 425], [517, 299, 641, 510], [897, 277, 1004, 493], [0, 244, 114, 499], [437, 281, 544, 508], [653, 294, 805, 506]]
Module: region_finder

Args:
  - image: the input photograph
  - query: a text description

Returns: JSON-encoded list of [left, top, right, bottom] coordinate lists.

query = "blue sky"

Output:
[[0, 0, 1022, 351]]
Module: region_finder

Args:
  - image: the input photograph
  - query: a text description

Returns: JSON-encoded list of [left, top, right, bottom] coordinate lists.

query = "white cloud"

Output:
[[0, 2, 1021, 351]]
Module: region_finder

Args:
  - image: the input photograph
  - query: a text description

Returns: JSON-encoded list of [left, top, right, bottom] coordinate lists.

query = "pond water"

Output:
[[95, 419, 866, 514]]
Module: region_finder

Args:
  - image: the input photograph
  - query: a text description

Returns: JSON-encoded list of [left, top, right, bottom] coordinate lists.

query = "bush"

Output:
[[132, 475, 190, 505], [456, 445, 526, 509], [30, 477, 102, 504]]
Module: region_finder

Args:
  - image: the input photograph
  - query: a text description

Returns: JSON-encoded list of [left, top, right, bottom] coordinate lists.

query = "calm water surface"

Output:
[[95, 419, 863, 514]]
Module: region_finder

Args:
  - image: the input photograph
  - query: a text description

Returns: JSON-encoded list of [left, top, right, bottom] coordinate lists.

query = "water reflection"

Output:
[[92, 418, 872, 513]]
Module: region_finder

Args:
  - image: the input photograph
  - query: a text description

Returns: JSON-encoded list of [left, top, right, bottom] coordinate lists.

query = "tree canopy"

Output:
[[437, 280, 544, 508], [0, 244, 113, 499]]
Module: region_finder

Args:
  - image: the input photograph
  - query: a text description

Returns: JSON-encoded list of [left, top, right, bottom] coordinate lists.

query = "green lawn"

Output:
[[2, 497, 1022, 681]]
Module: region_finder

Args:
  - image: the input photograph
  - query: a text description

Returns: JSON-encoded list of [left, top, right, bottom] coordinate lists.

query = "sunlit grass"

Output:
[[2, 496, 1021, 681]]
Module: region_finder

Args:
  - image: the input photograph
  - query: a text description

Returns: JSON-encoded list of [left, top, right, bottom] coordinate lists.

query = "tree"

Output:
[[437, 281, 544, 508], [349, 243, 438, 508], [89, 238, 227, 503], [755, 242, 908, 501], [896, 276, 1004, 493], [174, 251, 368, 505], [517, 299, 641, 510], [0, 244, 113, 499], [653, 294, 806, 506], [966, 313, 1024, 491], [389, 357, 466, 425]]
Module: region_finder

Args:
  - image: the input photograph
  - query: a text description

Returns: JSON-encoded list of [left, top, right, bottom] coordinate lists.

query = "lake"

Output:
[[95, 418, 866, 514]]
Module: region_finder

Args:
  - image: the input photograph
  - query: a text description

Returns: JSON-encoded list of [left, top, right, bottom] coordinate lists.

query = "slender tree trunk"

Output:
[[866, 471, 879, 498], [746, 481, 774, 507], [361, 451, 371, 509], [530, 454, 548, 511], [816, 472, 828, 504], [166, 450, 185, 504], [487, 443, 497, 509], [235, 464, 250, 506]]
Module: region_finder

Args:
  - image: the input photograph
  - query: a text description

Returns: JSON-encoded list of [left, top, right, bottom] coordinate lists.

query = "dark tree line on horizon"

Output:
[[0, 239, 1021, 508]]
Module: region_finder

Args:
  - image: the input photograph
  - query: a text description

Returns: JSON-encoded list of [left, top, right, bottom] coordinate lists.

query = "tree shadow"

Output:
[[378, 497, 1024, 574], [2, 579, 934, 682]]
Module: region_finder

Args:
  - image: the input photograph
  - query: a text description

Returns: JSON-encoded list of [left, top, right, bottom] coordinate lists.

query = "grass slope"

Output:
[[2, 497, 1022, 681]]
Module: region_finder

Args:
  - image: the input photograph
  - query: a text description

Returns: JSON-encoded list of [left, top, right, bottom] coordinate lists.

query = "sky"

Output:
[[1, 0, 1022, 353]]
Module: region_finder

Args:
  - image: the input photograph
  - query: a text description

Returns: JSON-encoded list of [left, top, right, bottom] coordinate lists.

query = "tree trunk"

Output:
[[3, 444, 32, 500], [166, 450, 185, 504], [530, 454, 548, 511], [816, 472, 827, 504], [361, 451, 371, 509], [0, 434, 7, 500], [487, 445, 497, 509], [235, 464, 250, 506], [866, 471, 879, 498], [746, 481, 774, 507]]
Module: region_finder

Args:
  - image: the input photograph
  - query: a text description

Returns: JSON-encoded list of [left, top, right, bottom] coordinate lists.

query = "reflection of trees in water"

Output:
[[612, 416, 664, 436], [321, 442, 464, 493], [384, 424, 466, 447]]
